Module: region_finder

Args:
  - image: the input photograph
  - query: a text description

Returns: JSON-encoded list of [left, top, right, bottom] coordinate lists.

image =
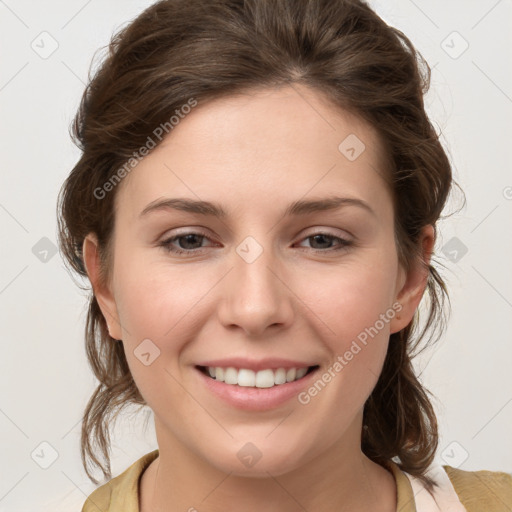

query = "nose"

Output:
[[216, 240, 295, 337]]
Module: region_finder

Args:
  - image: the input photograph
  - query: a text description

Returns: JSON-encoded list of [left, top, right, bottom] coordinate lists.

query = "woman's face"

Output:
[[86, 85, 432, 476]]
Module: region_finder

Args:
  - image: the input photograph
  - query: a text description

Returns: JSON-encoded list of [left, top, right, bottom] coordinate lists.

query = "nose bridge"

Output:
[[217, 234, 293, 335]]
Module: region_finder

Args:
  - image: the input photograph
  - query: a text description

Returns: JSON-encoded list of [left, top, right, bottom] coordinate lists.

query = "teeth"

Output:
[[296, 367, 308, 379], [224, 367, 238, 384], [203, 366, 313, 388], [275, 368, 287, 384], [239, 368, 256, 387], [255, 369, 274, 388], [286, 368, 296, 382]]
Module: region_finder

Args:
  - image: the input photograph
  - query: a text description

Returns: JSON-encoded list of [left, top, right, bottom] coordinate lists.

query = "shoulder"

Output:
[[81, 480, 113, 512], [81, 450, 160, 512], [444, 464, 512, 512]]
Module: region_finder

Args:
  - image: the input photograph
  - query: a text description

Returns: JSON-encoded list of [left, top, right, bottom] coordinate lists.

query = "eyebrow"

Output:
[[139, 195, 376, 219]]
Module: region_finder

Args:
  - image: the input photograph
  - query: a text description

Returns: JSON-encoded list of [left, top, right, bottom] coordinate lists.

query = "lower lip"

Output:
[[195, 366, 320, 411]]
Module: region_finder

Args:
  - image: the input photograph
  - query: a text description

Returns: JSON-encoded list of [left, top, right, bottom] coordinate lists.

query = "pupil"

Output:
[[180, 234, 202, 249], [312, 234, 331, 249]]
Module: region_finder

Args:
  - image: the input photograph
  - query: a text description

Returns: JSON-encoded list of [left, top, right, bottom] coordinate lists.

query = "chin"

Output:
[[205, 442, 308, 478]]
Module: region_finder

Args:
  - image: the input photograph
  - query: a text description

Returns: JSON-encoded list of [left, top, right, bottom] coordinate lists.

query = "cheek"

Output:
[[113, 245, 397, 356], [301, 258, 397, 341], [111, 241, 397, 401], [113, 254, 210, 341], [296, 260, 395, 398], [110, 260, 210, 411], [109, 252, 213, 387]]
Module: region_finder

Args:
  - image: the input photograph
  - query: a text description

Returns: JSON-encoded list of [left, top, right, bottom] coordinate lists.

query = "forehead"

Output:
[[116, 85, 393, 221]]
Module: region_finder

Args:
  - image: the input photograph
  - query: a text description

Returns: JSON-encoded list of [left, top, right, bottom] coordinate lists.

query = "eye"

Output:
[[158, 230, 353, 256], [159, 230, 214, 255], [295, 232, 353, 252]]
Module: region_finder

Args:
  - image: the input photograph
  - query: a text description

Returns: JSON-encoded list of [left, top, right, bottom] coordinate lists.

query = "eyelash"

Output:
[[158, 230, 353, 255]]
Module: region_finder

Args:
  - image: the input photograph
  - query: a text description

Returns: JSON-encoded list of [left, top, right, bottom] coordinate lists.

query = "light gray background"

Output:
[[1, 0, 511, 510]]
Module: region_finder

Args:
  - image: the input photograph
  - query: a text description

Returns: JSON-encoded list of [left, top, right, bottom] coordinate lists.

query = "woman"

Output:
[[57, 0, 512, 510]]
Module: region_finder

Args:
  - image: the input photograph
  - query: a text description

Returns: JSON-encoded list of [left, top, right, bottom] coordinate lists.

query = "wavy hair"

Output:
[[57, 0, 464, 491]]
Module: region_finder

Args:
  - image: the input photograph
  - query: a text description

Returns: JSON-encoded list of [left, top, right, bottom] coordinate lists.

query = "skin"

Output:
[[83, 84, 434, 512]]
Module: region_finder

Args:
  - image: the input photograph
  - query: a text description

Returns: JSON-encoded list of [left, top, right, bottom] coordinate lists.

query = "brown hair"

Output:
[[57, 0, 464, 491]]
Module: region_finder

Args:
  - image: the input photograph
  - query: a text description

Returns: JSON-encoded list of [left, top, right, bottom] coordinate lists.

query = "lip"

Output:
[[194, 364, 320, 411], [195, 357, 316, 372]]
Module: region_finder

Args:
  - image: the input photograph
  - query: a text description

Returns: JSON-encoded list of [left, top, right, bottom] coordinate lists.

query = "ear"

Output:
[[82, 233, 123, 340], [389, 225, 435, 334]]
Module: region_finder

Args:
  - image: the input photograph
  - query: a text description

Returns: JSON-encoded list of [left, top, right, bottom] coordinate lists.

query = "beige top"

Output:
[[81, 449, 512, 511]]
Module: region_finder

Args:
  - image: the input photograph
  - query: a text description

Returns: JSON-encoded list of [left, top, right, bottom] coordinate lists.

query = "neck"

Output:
[[139, 416, 397, 512]]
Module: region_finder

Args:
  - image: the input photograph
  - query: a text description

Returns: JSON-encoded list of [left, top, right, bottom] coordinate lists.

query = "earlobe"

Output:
[[389, 225, 435, 334], [82, 234, 123, 340]]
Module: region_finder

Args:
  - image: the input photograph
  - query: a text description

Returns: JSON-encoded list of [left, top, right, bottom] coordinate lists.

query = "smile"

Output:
[[196, 365, 319, 388]]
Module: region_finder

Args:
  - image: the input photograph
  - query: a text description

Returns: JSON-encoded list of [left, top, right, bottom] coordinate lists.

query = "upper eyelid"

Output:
[[161, 229, 351, 247], [161, 227, 350, 239]]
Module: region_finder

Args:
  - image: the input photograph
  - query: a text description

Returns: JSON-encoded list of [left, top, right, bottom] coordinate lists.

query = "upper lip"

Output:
[[195, 357, 319, 372]]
